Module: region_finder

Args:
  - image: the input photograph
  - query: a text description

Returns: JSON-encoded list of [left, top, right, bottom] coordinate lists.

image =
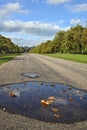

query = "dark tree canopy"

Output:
[[0, 34, 24, 54]]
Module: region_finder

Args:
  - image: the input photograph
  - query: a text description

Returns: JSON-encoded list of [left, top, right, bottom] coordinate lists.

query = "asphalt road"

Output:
[[0, 53, 87, 130]]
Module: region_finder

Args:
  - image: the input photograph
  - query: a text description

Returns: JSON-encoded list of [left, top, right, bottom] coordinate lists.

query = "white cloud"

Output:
[[0, 20, 60, 36], [61, 26, 70, 31], [11, 37, 36, 47], [11, 36, 48, 47], [32, 0, 71, 4], [70, 19, 80, 24], [0, 2, 29, 18], [46, 0, 71, 4], [32, 0, 40, 3], [1, 20, 71, 46], [70, 4, 87, 12], [0, 20, 70, 46]]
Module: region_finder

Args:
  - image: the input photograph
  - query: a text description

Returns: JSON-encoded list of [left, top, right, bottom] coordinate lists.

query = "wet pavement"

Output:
[[0, 81, 87, 124]]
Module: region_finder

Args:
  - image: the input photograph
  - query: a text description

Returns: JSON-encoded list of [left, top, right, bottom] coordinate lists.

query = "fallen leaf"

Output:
[[10, 91, 17, 97], [46, 99, 53, 104], [54, 114, 60, 118], [40, 96, 55, 106], [68, 97, 73, 101], [52, 107, 58, 112], [48, 96, 55, 100], [40, 99, 50, 106]]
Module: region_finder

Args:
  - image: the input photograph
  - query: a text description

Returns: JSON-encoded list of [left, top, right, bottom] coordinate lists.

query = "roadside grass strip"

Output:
[[0, 54, 21, 65], [46, 54, 87, 63]]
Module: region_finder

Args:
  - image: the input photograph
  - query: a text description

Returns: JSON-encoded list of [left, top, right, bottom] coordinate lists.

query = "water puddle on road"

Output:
[[22, 72, 40, 78], [0, 81, 87, 124]]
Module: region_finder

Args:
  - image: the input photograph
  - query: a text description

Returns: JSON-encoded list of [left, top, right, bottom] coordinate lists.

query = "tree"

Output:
[[63, 25, 83, 54], [0, 34, 24, 54], [30, 24, 87, 54], [52, 31, 66, 53], [81, 28, 87, 54]]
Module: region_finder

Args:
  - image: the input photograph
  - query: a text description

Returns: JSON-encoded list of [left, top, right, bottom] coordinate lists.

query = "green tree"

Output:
[[81, 28, 87, 54], [30, 24, 87, 55], [52, 31, 66, 53], [63, 25, 83, 54], [0, 34, 24, 54]]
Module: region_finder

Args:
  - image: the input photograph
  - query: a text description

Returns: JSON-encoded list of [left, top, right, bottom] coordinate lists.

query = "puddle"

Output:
[[0, 81, 87, 124], [22, 72, 39, 78]]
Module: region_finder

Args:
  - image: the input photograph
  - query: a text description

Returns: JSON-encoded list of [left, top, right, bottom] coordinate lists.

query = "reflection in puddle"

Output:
[[0, 81, 87, 124], [54, 98, 67, 105]]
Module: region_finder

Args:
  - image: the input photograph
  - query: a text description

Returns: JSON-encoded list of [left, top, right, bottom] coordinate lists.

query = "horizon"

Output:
[[0, 0, 87, 47]]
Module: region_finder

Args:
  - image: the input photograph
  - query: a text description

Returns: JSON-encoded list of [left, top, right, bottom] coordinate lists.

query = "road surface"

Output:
[[0, 53, 87, 130]]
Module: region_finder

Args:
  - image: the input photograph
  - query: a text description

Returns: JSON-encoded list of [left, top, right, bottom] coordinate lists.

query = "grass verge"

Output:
[[0, 53, 21, 65], [46, 54, 87, 63]]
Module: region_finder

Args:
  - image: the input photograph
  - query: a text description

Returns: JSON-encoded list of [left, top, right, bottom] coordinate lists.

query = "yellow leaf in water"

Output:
[[10, 91, 16, 97], [54, 114, 60, 118], [48, 96, 55, 100], [68, 97, 73, 101], [40, 99, 50, 106], [52, 107, 58, 112]]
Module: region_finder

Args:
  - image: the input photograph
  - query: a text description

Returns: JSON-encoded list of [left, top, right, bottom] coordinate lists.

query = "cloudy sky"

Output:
[[0, 0, 87, 47]]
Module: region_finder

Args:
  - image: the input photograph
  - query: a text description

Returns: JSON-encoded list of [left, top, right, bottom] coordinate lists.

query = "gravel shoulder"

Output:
[[0, 53, 87, 130]]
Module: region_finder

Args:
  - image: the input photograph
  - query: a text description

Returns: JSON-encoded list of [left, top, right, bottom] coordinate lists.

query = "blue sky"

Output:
[[0, 0, 87, 47]]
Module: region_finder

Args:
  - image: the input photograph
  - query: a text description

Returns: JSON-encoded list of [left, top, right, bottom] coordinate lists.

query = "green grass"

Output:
[[46, 54, 87, 63], [0, 53, 21, 65]]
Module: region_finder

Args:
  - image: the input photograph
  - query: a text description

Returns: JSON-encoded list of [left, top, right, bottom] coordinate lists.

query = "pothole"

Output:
[[22, 72, 40, 78], [0, 81, 87, 124]]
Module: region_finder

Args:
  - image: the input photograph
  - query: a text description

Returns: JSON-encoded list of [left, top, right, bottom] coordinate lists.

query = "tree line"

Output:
[[30, 24, 87, 54], [0, 34, 24, 54]]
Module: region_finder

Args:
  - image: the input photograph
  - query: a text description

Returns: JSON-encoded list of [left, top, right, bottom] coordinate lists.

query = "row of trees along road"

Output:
[[30, 24, 87, 54], [0, 34, 24, 54]]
